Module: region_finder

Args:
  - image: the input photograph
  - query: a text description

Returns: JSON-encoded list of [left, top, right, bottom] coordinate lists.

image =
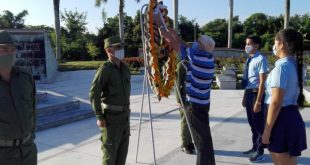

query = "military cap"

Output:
[[104, 36, 123, 49], [0, 30, 15, 46]]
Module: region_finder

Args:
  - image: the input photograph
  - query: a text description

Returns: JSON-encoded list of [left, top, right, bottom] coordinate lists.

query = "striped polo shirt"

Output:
[[181, 45, 215, 105]]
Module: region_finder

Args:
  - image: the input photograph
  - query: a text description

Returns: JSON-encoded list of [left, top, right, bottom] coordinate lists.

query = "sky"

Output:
[[1, 0, 310, 34]]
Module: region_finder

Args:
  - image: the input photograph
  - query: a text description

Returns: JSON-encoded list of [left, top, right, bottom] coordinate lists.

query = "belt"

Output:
[[0, 134, 32, 147], [246, 88, 258, 93], [101, 103, 129, 112]]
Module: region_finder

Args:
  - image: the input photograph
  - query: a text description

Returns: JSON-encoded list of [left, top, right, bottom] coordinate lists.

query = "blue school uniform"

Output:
[[265, 56, 307, 156], [243, 51, 268, 155]]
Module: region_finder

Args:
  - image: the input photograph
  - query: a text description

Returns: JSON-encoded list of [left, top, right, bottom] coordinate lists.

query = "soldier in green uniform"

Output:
[[176, 60, 195, 154], [0, 30, 37, 165], [89, 36, 131, 165]]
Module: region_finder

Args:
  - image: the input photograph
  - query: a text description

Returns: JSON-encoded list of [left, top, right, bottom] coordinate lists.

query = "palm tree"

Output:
[[173, 0, 178, 32], [53, 0, 62, 61], [284, 0, 290, 29], [228, 0, 233, 48], [0, 10, 28, 28], [95, 0, 140, 43]]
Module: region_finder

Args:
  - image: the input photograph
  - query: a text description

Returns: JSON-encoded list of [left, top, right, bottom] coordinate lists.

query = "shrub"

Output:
[[123, 57, 144, 69]]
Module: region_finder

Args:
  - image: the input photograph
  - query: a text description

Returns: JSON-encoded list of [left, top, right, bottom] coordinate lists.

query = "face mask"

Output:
[[191, 42, 199, 50], [114, 49, 124, 60], [272, 45, 277, 56], [0, 54, 16, 68], [245, 45, 253, 54]]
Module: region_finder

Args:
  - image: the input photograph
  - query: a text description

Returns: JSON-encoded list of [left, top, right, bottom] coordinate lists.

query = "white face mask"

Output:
[[245, 45, 253, 54], [114, 49, 124, 60], [272, 45, 277, 56]]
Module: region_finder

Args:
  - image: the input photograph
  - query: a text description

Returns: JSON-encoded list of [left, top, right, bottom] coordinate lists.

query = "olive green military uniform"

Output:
[[89, 60, 131, 165], [0, 67, 37, 165], [176, 61, 193, 148]]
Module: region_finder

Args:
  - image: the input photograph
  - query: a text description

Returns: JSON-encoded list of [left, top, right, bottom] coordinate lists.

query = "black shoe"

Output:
[[242, 148, 256, 155], [249, 153, 265, 163], [181, 144, 195, 154]]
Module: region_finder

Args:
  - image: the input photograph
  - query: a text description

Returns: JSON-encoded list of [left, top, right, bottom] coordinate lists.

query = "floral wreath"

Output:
[[143, 0, 177, 100]]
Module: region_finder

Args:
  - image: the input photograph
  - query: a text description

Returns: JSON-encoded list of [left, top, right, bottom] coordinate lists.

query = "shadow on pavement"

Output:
[[215, 150, 273, 164]]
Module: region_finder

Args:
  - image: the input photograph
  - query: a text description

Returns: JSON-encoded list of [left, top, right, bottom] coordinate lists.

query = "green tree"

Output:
[[0, 10, 28, 28], [243, 13, 268, 36], [266, 15, 283, 35], [179, 15, 198, 42], [297, 14, 310, 49], [132, 10, 142, 48], [95, 0, 140, 43], [61, 9, 87, 40], [202, 18, 227, 47], [61, 9, 88, 60], [232, 33, 246, 49], [101, 7, 108, 24], [87, 42, 100, 60], [97, 16, 119, 59], [123, 14, 137, 57], [261, 33, 274, 52]]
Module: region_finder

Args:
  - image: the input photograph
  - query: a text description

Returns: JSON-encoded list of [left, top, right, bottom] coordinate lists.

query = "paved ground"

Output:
[[36, 70, 310, 165]]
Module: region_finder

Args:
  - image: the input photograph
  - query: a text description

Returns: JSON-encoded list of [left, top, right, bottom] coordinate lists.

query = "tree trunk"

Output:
[[284, 0, 290, 29], [119, 0, 125, 43], [228, 0, 233, 48], [53, 0, 62, 61], [173, 0, 178, 33]]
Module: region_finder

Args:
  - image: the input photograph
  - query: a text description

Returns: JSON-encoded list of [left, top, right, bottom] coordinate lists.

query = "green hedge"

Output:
[[58, 61, 142, 75], [58, 61, 104, 72]]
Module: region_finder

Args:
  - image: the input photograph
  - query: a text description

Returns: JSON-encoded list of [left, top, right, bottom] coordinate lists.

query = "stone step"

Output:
[[36, 103, 93, 131], [36, 92, 48, 103], [37, 100, 80, 117]]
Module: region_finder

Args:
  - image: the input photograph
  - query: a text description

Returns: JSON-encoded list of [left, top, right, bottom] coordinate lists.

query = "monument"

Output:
[[6, 29, 58, 83]]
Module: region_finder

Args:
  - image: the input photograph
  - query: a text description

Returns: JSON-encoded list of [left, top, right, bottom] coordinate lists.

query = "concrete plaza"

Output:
[[35, 70, 310, 165]]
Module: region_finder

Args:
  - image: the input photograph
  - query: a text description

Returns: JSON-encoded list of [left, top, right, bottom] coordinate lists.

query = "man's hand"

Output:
[[262, 130, 271, 144], [97, 119, 107, 128], [253, 102, 262, 113]]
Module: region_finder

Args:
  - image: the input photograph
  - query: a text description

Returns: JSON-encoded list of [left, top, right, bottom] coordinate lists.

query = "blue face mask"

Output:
[[272, 45, 277, 56], [245, 45, 253, 54], [191, 42, 199, 50]]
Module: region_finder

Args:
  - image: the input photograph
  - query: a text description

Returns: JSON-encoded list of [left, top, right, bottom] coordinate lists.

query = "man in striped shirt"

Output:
[[179, 35, 216, 165]]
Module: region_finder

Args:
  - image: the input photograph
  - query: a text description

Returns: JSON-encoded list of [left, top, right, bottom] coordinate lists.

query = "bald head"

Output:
[[198, 35, 215, 52]]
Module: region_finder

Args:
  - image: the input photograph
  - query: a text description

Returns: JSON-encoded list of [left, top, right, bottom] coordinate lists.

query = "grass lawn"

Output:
[[58, 61, 104, 71]]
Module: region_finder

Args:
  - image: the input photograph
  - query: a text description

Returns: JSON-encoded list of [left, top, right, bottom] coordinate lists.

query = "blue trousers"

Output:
[[244, 90, 265, 154]]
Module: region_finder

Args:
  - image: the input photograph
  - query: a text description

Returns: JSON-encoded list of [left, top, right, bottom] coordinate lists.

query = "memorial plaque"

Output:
[[6, 29, 57, 82]]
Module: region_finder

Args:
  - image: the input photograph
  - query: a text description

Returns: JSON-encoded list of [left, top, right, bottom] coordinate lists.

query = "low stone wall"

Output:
[[216, 75, 236, 89], [213, 48, 310, 57]]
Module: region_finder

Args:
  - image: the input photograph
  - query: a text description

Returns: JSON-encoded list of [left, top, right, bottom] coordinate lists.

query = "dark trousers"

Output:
[[244, 91, 265, 154], [179, 107, 193, 147], [100, 110, 130, 165], [185, 103, 215, 165], [0, 140, 37, 165]]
